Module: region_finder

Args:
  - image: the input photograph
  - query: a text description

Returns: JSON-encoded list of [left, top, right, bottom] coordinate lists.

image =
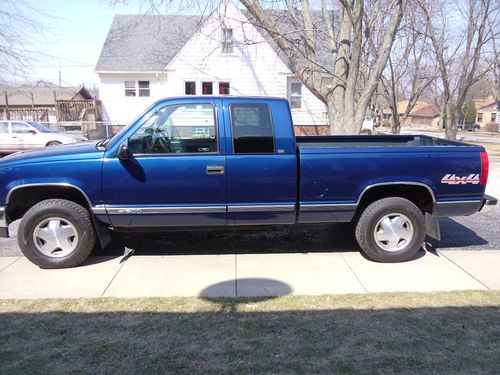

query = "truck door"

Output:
[[223, 98, 297, 225], [10, 122, 39, 150], [101, 99, 227, 228]]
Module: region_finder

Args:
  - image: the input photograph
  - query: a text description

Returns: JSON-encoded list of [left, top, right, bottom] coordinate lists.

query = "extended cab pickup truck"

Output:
[[0, 97, 496, 268]]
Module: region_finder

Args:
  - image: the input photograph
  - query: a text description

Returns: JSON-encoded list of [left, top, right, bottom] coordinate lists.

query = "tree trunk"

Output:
[[444, 103, 457, 140]]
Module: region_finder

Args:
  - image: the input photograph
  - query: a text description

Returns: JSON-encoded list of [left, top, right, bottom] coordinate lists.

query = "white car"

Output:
[[0, 121, 88, 154]]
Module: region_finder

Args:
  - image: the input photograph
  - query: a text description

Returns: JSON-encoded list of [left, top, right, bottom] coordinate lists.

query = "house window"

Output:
[[491, 113, 497, 122], [477, 112, 483, 122], [222, 28, 234, 53], [138, 81, 150, 97], [125, 81, 136, 97], [219, 82, 230, 95], [185, 82, 196, 95], [202, 82, 213, 95], [290, 82, 302, 109]]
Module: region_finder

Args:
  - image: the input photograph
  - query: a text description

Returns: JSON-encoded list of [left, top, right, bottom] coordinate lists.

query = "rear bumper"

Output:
[[0, 206, 8, 238], [479, 195, 498, 213]]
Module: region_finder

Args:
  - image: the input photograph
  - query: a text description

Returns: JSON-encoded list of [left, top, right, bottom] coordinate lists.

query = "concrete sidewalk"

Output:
[[0, 250, 498, 299]]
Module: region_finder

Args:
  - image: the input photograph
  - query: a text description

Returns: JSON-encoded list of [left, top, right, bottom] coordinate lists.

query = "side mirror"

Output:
[[117, 140, 130, 161], [29, 129, 37, 135]]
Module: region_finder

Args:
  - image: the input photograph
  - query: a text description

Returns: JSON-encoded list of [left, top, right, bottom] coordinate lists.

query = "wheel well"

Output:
[[7, 186, 91, 222], [45, 140, 62, 146], [354, 184, 434, 220]]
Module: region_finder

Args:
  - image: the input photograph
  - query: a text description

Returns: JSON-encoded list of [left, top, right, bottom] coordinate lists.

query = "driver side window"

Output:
[[128, 103, 218, 154], [12, 122, 33, 134]]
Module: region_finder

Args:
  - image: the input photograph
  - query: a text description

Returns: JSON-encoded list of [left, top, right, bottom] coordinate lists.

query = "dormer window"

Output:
[[222, 28, 234, 53]]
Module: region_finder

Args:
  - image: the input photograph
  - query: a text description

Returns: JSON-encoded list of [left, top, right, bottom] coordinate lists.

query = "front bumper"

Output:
[[0, 206, 8, 238], [479, 195, 498, 213]]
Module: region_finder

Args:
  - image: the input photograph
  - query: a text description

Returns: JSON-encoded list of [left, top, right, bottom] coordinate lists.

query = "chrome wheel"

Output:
[[32, 217, 79, 258], [373, 213, 414, 252]]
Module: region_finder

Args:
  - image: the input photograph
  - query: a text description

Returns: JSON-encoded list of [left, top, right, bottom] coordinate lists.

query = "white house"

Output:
[[95, 1, 329, 135]]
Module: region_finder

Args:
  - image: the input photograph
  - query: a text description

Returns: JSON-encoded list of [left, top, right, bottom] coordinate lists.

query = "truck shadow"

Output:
[[100, 216, 491, 257], [425, 218, 489, 251], [101, 222, 360, 256]]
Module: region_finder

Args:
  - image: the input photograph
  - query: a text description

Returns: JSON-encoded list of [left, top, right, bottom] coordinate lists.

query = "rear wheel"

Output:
[[355, 197, 425, 262], [46, 141, 62, 146], [18, 199, 95, 268]]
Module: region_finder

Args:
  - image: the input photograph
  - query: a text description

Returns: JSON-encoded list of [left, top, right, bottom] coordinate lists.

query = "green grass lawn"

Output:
[[1, 291, 499, 374]]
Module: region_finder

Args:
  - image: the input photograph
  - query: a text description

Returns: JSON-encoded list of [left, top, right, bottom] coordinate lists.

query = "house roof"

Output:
[[383, 100, 433, 115], [95, 15, 204, 72], [95, 7, 336, 74], [0, 84, 93, 106], [410, 104, 439, 118], [473, 98, 498, 111]]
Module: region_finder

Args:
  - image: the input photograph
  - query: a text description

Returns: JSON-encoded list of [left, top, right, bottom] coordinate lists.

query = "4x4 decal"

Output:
[[441, 174, 480, 184]]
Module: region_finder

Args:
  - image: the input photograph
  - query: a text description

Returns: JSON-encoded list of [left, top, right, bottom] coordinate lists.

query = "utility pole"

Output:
[[58, 70, 62, 87], [4, 92, 10, 120]]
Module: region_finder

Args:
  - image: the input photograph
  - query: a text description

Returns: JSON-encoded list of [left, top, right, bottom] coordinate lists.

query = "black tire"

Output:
[[355, 197, 425, 263], [46, 141, 62, 146], [18, 199, 96, 269]]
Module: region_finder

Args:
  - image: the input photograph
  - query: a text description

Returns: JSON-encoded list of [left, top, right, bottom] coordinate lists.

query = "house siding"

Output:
[[97, 3, 328, 128]]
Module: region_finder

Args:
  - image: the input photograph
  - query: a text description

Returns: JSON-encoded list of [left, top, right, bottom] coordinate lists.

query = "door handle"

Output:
[[206, 166, 224, 174]]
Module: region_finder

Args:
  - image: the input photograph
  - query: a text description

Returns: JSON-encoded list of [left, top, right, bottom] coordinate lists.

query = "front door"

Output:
[[10, 122, 40, 150], [102, 99, 226, 228]]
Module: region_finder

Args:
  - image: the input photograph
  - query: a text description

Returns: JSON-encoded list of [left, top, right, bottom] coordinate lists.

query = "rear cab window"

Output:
[[230, 103, 275, 154]]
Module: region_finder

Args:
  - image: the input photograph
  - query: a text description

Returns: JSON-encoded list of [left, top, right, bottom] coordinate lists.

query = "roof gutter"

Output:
[[95, 70, 165, 74]]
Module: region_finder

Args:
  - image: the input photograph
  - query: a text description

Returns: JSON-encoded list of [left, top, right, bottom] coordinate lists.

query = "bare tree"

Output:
[[0, 0, 47, 84], [380, 2, 436, 134], [236, 0, 408, 134], [419, 0, 498, 140]]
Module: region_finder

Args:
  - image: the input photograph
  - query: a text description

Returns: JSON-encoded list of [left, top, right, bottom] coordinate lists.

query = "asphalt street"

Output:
[[1, 163, 499, 258]]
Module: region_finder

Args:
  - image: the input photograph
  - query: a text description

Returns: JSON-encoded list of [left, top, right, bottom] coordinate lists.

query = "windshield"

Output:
[[27, 121, 56, 133]]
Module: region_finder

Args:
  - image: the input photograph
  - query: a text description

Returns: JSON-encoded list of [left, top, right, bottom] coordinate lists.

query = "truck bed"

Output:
[[296, 134, 485, 224]]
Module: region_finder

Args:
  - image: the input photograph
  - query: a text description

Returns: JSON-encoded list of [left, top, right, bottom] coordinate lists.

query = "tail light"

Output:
[[480, 150, 489, 185]]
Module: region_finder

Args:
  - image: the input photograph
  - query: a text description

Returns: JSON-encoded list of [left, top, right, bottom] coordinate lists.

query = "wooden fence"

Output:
[[55, 100, 102, 121]]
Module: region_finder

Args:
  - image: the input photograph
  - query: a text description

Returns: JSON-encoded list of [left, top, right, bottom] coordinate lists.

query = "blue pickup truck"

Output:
[[0, 97, 496, 268]]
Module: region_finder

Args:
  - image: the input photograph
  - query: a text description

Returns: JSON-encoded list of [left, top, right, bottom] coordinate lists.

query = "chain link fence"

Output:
[[40, 122, 126, 140]]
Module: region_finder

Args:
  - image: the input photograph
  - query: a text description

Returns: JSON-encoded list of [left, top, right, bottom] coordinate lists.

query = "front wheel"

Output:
[[355, 197, 426, 263], [46, 141, 62, 146], [18, 199, 96, 268]]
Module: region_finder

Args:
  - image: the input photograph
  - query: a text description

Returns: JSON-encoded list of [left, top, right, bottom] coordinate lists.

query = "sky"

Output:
[[22, 0, 146, 87]]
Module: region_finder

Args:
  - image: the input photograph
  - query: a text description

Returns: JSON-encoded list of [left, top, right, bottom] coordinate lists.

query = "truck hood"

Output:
[[0, 141, 105, 166]]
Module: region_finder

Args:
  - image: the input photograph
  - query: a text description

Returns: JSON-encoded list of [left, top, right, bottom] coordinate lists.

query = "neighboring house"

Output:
[[0, 82, 99, 122], [95, 1, 329, 134], [408, 104, 440, 126], [382, 100, 439, 127], [473, 97, 499, 129]]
